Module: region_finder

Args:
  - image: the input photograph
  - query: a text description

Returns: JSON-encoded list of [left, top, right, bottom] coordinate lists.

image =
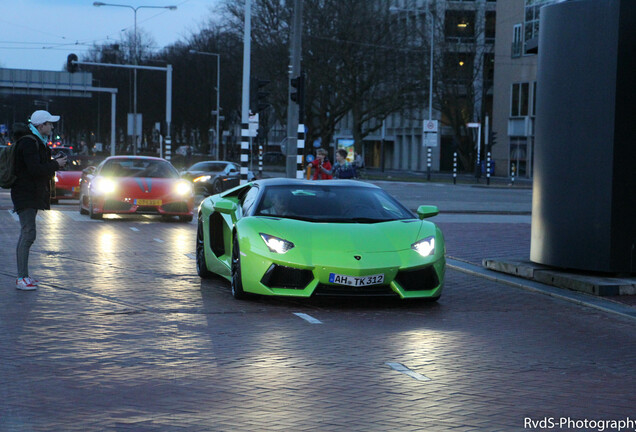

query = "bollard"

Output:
[[297, 124, 305, 179], [511, 162, 516, 186], [453, 152, 457, 185], [486, 152, 491, 186], [426, 147, 432, 181], [240, 124, 249, 184], [258, 144, 263, 178]]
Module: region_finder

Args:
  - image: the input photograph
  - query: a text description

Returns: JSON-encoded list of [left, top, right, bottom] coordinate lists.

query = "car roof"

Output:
[[103, 155, 168, 162], [253, 178, 380, 190]]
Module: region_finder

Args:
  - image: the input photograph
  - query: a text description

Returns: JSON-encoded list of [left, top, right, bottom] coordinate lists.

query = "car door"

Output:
[[225, 163, 241, 189]]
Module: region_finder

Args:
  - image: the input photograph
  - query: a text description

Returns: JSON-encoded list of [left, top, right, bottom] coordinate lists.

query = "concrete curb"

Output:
[[447, 258, 636, 321]]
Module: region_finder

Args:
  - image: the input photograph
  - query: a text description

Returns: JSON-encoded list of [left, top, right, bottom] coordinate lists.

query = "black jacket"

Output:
[[11, 135, 59, 211]]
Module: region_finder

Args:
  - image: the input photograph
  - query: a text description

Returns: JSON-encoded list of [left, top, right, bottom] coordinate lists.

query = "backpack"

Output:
[[0, 123, 34, 189], [0, 144, 18, 188]]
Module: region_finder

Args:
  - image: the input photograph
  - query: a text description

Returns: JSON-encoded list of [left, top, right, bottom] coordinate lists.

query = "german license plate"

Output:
[[135, 199, 162, 206], [329, 273, 385, 287]]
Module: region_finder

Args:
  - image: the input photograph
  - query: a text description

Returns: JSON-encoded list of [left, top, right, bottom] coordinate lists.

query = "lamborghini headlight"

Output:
[[260, 233, 295, 254], [93, 177, 116, 195], [193, 175, 211, 183], [175, 180, 193, 196], [412, 236, 435, 257]]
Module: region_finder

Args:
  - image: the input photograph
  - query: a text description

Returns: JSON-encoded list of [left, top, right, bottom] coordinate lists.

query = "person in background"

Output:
[[79, 139, 89, 155], [353, 152, 364, 177], [309, 148, 333, 180], [11, 110, 67, 290], [322, 149, 356, 179]]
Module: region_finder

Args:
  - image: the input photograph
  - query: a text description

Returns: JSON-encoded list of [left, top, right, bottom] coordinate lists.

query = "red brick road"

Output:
[[0, 192, 634, 431]]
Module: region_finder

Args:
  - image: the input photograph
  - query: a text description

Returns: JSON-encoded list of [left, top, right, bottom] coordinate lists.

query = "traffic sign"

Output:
[[423, 120, 438, 133]]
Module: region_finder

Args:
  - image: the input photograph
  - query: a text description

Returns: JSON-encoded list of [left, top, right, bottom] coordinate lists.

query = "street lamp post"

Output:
[[93, 2, 176, 155], [189, 49, 221, 160]]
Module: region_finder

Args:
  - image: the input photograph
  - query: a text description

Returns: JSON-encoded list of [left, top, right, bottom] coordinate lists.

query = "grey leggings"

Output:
[[16, 208, 37, 278]]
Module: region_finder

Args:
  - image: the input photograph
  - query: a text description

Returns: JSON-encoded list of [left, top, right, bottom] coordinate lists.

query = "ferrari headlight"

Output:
[[175, 180, 193, 196], [93, 177, 116, 194], [193, 175, 211, 183], [260, 233, 294, 254], [412, 236, 435, 257]]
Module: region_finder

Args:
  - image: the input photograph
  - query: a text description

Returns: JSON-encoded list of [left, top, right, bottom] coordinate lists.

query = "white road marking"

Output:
[[185, 253, 196, 260], [153, 238, 164, 243], [130, 227, 140, 232], [293, 313, 322, 324], [386, 362, 431, 381]]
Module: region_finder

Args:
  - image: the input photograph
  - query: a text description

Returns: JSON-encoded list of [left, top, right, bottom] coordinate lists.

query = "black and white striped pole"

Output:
[[453, 152, 457, 185], [165, 136, 171, 161], [258, 143, 263, 178], [240, 123, 250, 184], [296, 124, 305, 179], [426, 147, 432, 181], [486, 151, 491, 185]]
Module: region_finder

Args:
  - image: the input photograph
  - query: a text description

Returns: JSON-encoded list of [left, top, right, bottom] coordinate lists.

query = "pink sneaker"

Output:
[[16, 277, 37, 291]]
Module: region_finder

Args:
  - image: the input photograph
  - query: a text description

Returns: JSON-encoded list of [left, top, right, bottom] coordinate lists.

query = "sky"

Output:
[[0, 0, 218, 71]]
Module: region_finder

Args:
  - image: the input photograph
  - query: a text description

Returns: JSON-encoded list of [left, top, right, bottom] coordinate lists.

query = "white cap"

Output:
[[30, 110, 60, 125]]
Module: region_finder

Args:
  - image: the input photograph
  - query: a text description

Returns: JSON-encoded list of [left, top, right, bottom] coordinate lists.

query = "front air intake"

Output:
[[260, 264, 313, 289]]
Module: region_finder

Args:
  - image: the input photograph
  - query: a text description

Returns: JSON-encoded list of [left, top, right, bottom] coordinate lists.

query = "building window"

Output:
[[524, 0, 560, 52], [445, 10, 476, 44], [531, 81, 537, 117], [511, 82, 530, 117], [485, 11, 496, 44], [512, 24, 522, 58]]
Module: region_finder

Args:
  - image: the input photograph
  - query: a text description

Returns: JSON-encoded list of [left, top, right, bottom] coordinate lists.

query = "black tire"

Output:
[[212, 179, 223, 195], [180, 215, 194, 223], [89, 197, 102, 220], [231, 235, 247, 299], [196, 218, 214, 279]]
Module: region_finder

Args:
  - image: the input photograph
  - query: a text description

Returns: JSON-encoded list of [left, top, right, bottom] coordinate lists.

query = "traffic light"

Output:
[[67, 53, 78, 73], [250, 78, 270, 113], [290, 74, 304, 106], [488, 131, 497, 151]]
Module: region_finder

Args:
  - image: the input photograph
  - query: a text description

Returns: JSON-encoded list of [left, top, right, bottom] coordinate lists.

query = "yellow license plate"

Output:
[[135, 199, 162, 206]]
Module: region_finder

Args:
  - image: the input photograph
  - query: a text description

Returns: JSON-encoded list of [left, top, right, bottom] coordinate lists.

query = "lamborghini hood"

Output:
[[258, 218, 432, 253]]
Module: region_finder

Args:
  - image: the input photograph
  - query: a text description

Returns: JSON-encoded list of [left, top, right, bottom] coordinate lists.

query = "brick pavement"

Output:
[[1, 199, 635, 431]]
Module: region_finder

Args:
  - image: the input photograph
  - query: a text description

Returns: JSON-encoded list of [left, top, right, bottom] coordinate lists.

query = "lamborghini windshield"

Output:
[[255, 184, 415, 223], [100, 159, 179, 179]]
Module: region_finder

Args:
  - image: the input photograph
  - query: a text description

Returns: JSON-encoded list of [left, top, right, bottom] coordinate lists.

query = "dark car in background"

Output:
[[181, 161, 255, 196]]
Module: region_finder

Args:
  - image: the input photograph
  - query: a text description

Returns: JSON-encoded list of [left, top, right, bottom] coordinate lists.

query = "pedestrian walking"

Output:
[[11, 110, 67, 290]]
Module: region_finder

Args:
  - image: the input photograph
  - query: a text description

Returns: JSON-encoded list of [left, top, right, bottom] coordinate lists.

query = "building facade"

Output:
[[332, 0, 497, 173], [492, 0, 562, 178]]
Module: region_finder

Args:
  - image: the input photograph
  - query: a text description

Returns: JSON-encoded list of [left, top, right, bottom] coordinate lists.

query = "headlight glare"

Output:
[[94, 177, 116, 194], [260, 233, 294, 254], [412, 236, 435, 257], [193, 175, 211, 183], [175, 180, 193, 196]]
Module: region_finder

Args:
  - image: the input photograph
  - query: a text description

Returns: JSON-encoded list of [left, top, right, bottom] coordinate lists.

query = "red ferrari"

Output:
[[51, 147, 83, 203], [78, 156, 194, 222]]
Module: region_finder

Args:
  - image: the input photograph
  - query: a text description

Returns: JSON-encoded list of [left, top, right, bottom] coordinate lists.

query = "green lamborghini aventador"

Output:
[[196, 178, 445, 300]]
